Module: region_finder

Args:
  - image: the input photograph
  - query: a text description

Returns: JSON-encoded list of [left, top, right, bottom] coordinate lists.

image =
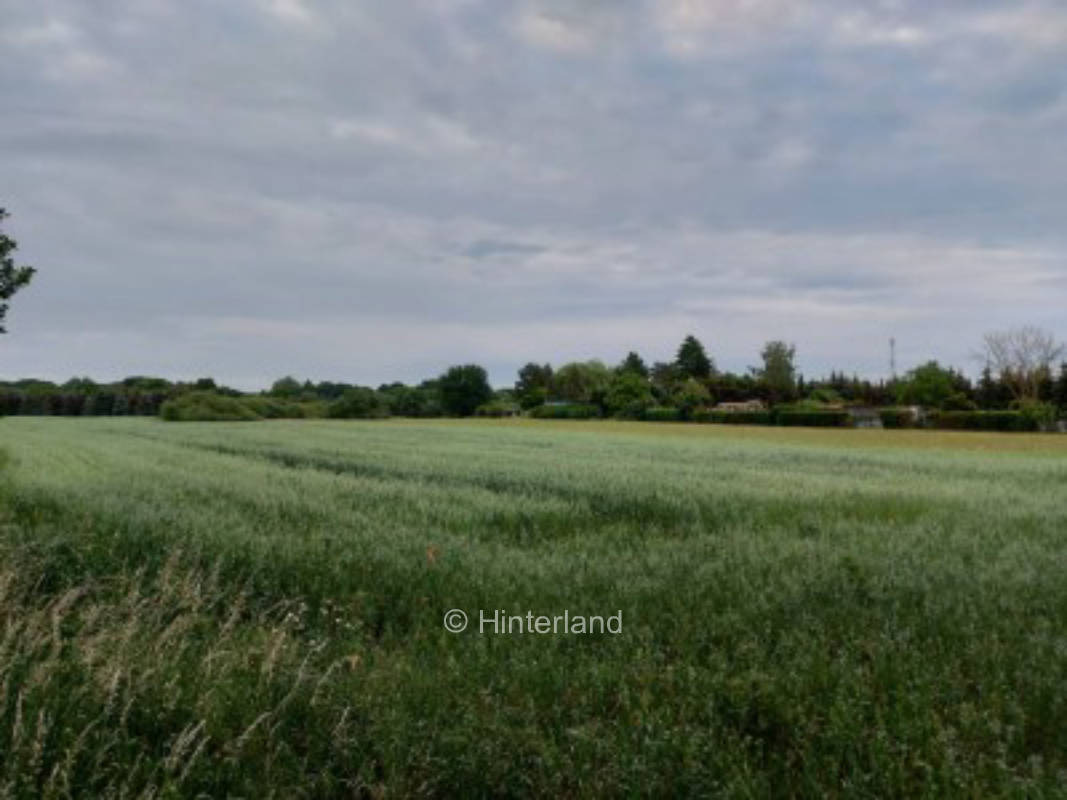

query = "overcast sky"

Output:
[[3, 0, 1066, 389]]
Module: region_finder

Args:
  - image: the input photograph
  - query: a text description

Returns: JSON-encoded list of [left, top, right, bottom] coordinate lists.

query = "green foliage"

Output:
[[604, 371, 654, 419], [1015, 400, 1058, 429], [617, 351, 649, 378], [1054, 363, 1067, 412], [0, 208, 36, 334], [474, 401, 520, 417], [775, 408, 851, 427], [242, 396, 318, 419], [160, 392, 261, 422], [758, 340, 797, 402], [674, 334, 713, 380], [515, 363, 554, 409], [941, 392, 978, 411], [879, 408, 918, 429], [528, 403, 600, 419], [438, 364, 493, 417], [269, 376, 303, 398], [378, 384, 440, 417], [551, 361, 612, 405], [696, 409, 775, 425], [327, 387, 389, 419], [929, 410, 1038, 432], [896, 361, 962, 409], [670, 377, 712, 418], [642, 406, 681, 421]]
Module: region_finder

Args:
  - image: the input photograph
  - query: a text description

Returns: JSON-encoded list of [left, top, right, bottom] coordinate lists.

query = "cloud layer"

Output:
[[3, 0, 1066, 386]]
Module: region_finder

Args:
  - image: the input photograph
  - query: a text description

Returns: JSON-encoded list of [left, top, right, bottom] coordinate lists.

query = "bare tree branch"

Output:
[[980, 326, 1065, 401]]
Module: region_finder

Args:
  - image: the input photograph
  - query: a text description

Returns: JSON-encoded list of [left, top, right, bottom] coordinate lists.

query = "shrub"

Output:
[[528, 403, 600, 419], [605, 371, 654, 419], [474, 402, 520, 418], [438, 364, 492, 417], [642, 406, 681, 422], [931, 411, 1038, 432], [160, 392, 261, 422], [243, 396, 312, 419], [327, 388, 389, 419], [696, 410, 775, 425], [776, 409, 850, 427], [1017, 401, 1058, 430], [879, 408, 917, 429], [941, 393, 978, 411]]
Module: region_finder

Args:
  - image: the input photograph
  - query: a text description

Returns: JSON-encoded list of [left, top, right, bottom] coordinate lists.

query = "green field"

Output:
[[1, 417, 1065, 797]]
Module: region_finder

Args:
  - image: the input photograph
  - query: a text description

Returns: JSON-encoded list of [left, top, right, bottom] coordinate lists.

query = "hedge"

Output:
[[528, 404, 600, 419], [776, 409, 850, 427], [694, 410, 775, 425], [475, 402, 521, 417], [642, 406, 681, 422], [242, 396, 320, 419], [879, 408, 917, 429], [160, 392, 261, 422], [929, 411, 1038, 432]]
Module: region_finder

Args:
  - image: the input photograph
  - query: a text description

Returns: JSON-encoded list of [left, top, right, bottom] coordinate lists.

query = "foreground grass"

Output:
[[0, 417, 1065, 797]]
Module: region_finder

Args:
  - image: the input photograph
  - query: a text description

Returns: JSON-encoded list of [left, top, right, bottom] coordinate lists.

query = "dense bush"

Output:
[[528, 403, 600, 419], [474, 401, 520, 417], [604, 371, 654, 419], [1016, 401, 1059, 430], [879, 408, 918, 429], [327, 388, 389, 419], [378, 385, 442, 417], [694, 409, 775, 425], [0, 389, 168, 416], [941, 392, 978, 411], [642, 406, 681, 422], [242, 396, 323, 419], [160, 392, 260, 422], [438, 364, 493, 417], [930, 410, 1039, 432], [776, 409, 851, 427]]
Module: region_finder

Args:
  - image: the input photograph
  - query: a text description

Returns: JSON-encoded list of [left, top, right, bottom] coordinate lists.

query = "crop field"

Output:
[[0, 417, 1066, 798]]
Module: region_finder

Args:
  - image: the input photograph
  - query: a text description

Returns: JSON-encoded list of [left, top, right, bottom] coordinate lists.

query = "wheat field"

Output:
[[0, 417, 1065, 797]]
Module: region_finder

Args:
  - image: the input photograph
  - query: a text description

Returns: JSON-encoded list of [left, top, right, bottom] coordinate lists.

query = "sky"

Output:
[[3, 0, 1066, 389]]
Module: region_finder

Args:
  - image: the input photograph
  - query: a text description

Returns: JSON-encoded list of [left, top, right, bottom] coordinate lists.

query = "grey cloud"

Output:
[[2, 0, 1066, 387]]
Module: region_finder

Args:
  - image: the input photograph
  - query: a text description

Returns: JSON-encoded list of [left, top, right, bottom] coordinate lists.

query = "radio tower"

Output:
[[889, 337, 897, 381]]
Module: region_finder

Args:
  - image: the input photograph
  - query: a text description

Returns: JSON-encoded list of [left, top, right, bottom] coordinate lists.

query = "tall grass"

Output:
[[0, 417, 1065, 797]]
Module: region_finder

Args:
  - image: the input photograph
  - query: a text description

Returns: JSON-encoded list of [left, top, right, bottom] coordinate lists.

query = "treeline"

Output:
[[3, 331, 1067, 427], [508, 335, 1067, 421], [0, 376, 178, 417]]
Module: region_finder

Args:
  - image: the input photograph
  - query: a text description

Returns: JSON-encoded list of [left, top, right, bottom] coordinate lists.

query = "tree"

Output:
[[270, 376, 303, 398], [1055, 363, 1067, 413], [617, 351, 649, 378], [551, 361, 611, 404], [438, 364, 492, 416], [649, 361, 680, 403], [896, 361, 957, 409], [328, 387, 388, 418], [671, 377, 712, 418], [975, 365, 1011, 410], [0, 209, 37, 333], [980, 326, 1066, 402], [675, 335, 713, 380], [758, 341, 797, 403], [604, 371, 654, 418], [514, 362, 553, 409]]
